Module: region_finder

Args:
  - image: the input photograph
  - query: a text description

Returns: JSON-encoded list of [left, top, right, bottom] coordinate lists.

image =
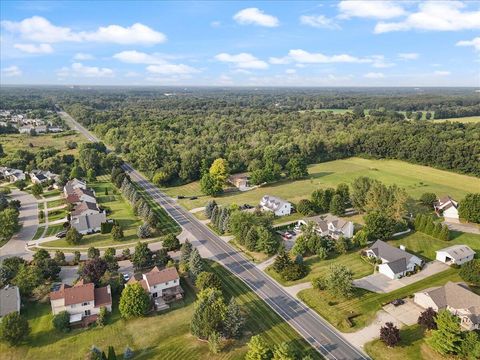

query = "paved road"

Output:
[[0, 189, 38, 261], [60, 110, 368, 360]]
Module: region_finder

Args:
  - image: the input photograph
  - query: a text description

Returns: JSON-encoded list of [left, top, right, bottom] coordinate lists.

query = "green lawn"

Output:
[[47, 208, 67, 222], [266, 250, 374, 286], [388, 231, 480, 261], [43, 189, 61, 198], [32, 226, 45, 241], [230, 239, 272, 264], [0, 261, 320, 360], [162, 157, 480, 210], [44, 223, 65, 238], [46, 198, 65, 208], [364, 325, 447, 360], [298, 268, 462, 333]]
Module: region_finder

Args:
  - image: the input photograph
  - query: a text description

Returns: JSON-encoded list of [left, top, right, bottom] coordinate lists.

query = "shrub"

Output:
[[96, 306, 107, 327], [0, 312, 30, 345], [418, 307, 437, 330], [163, 234, 180, 251], [312, 276, 326, 290], [52, 311, 70, 333], [101, 222, 114, 234], [65, 227, 82, 245], [380, 322, 400, 347], [195, 271, 222, 291], [281, 263, 307, 281], [119, 283, 150, 318]]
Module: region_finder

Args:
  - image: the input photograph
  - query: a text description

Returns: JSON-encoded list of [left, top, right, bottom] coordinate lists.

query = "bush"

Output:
[[65, 227, 82, 245], [312, 276, 326, 290], [101, 222, 114, 234], [163, 234, 180, 251], [52, 311, 70, 333], [281, 263, 307, 281], [459, 259, 480, 285], [96, 306, 107, 327], [195, 271, 222, 291], [0, 312, 30, 345]]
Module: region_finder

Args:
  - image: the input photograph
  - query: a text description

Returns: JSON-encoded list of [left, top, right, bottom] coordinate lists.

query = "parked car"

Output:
[[283, 232, 293, 240], [56, 230, 67, 238], [122, 273, 131, 282], [391, 299, 405, 307], [286, 230, 296, 236]]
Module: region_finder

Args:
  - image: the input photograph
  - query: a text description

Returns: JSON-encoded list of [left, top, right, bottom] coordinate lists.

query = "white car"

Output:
[[122, 273, 131, 282]]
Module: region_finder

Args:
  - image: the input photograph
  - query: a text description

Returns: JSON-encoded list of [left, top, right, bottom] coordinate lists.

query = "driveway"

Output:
[[382, 299, 423, 326], [443, 221, 480, 234], [353, 261, 450, 293], [59, 266, 79, 285], [0, 189, 38, 261]]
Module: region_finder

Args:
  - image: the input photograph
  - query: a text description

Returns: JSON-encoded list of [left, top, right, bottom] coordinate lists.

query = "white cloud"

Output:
[[2, 65, 22, 77], [233, 8, 279, 27], [1, 16, 166, 44], [375, 1, 480, 33], [285, 69, 296, 74], [124, 71, 140, 77], [456, 37, 480, 52], [14, 43, 53, 54], [338, 1, 406, 19], [113, 50, 199, 75], [434, 70, 451, 76], [287, 49, 370, 64], [146, 63, 198, 75], [215, 52, 269, 69], [370, 55, 395, 68], [73, 53, 95, 60], [300, 15, 339, 29], [398, 52, 419, 60], [364, 72, 384, 78], [57, 62, 114, 78], [269, 56, 291, 65]]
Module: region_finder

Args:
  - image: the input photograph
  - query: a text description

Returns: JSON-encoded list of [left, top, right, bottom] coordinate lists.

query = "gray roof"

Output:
[[437, 245, 475, 261], [385, 258, 408, 274], [71, 212, 106, 232], [369, 240, 416, 263], [72, 201, 99, 216], [0, 286, 20, 317]]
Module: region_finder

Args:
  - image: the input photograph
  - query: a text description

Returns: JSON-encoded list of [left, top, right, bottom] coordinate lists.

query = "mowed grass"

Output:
[[433, 115, 480, 124], [46, 198, 65, 208], [266, 250, 375, 286], [388, 230, 480, 261], [0, 132, 87, 156], [43, 189, 61, 198], [162, 158, 480, 210], [0, 261, 320, 360], [42, 177, 143, 248], [47, 208, 67, 222], [298, 268, 462, 333], [32, 226, 45, 241], [364, 325, 446, 360]]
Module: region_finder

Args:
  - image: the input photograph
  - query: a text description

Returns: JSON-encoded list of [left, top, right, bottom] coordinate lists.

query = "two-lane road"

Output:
[[60, 110, 368, 360]]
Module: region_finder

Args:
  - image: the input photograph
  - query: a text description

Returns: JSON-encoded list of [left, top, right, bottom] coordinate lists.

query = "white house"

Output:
[[259, 195, 292, 216], [71, 211, 106, 234], [3, 168, 26, 182], [126, 266, 183, 310], [30, 170, 58, 184], [414, 282, 480, 330], [434, 195, 459, 222], [435, 245, 475, 266], [366, 240, 423, 280], [50, 280, 112, 326], [297, 214, 354, 239], [0, 285, 21, 319]]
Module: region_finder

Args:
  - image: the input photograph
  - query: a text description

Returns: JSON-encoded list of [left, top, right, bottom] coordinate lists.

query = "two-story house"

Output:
[[297, 214, 354, 239], [259, 195, 292, 216], [50, 280, 112, 326], [63, 178, 87, 197]]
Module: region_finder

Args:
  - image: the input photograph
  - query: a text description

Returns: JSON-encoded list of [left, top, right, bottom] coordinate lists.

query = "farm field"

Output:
[[162, 157, 480, 210], [298, 268, 462, 333], [0, 261, 319, 360], [0, 131, 87, 156], [433, 115, 480, 123]]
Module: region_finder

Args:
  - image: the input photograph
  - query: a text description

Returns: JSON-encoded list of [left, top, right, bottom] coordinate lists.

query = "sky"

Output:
[[0, 0, 479, 87]]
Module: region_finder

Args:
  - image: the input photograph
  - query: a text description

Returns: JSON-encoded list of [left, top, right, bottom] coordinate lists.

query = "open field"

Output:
[[298, 268, 462, 333], [364, 325, 447, 360], [42, 177, 144, 248], [388, 230, 480, 261], [0, 261, 319, 360], [433, 115, 480, 123], [266, 250, 374, 287], [162, 157, 480, 210], [0, 132, 87, 157]]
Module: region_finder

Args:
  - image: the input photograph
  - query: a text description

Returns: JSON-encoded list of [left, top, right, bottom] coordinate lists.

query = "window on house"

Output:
[[166, 281, 169, 285], [82, 302, 89, 306], [84, 310, 91, 316]]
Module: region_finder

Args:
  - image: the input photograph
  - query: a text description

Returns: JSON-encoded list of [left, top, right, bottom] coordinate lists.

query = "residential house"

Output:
[[365, 240, 423, 280], [0, 285, 21, 319], [18, 125, 35, 134], [66, 188, 97, 205], [297, 214, 354, 239], [228, 173, 250, 191], [435, 245, 475, 266], [63, 178, 87, 197], [414, 281, 480, 330], [30, 170, 58, 184], [2, 168, 26, 182], [434, 195, 460, 222], [72, 201, 101, 217], [127, 266, 183, 310], [71, 211, 107, 234], [50, 280, 112, 326], [259, 195, 292, 216]]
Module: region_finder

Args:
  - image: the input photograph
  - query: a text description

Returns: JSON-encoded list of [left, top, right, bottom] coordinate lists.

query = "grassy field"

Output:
[[433, 115, 480, 124], [298, 268, 462, 333], [388, 231, 480, 261], [364, 325, 447, 360], [266, 250, 374, 286], [47, 208, 67, 222], [0, 132, 87, 157], [0, 261, 320, 360], [42, 177, 144, 248], [162, 158, 479, 210]]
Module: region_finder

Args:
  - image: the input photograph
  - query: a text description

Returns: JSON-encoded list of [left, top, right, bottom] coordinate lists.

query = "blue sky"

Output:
[[1, 0, 479, 86]]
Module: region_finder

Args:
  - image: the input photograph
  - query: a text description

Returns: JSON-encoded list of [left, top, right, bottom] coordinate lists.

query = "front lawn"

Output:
[[47, 208, 67, 222], [46, 198, 65, 208], [266, 250, 374, 286], [0, 261, 320, 360], [298, 268, 462, 333], [364, 325, 446, 360], [32, 226, 45, 241], [43, 189, 61, 198], [230, 239, 272, 264]]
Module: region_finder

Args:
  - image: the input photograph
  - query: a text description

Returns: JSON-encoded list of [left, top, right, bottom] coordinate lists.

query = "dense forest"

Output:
[[1, 87, 479, 182]]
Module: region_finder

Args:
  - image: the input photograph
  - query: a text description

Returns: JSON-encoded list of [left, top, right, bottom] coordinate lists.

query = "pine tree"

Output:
[[432, 223, 442, 239], [223, 297, 245, 338], [181, 240, 193, 262], [424, 219, 435, 235], [210, 206, 219, 227], [272, 342, 295, 360], [245, 335, 271, 360], [439, 225, 450, 241], [426, 310, 462, 355], [189, 248, 204, 280], [329, 194, 346, 216], [417, 214, 427, 232], [414, 214, 422, 230], [245, 227, 258, 251], [272, 248, 291, 273], [205, 200, 217, 219]]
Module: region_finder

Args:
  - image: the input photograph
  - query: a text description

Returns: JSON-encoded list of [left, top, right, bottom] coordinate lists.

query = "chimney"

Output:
[[107, 285, 111, 294]]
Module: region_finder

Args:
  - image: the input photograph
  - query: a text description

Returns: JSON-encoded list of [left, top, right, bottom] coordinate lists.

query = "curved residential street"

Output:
[[0, 188, 38, 261]]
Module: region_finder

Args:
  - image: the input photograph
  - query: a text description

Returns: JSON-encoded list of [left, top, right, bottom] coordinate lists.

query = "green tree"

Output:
[[363, 211, 396, 241], [245, 227, 259, 251], [424, 219, 434, 235], [351, 176, 374, 212], [0, 208, 20, 241], [459, 331, 480, 360], [420, 192, 437, 207], [180, 239, 193, 262], [459, 259, 480, 285], [0, 312, 30, 345], [12, 265, 43, 295], [329, 194, 345, 215], [65, 227, 83, 245], [325, 264, 354, 298], [427, 310, 463, 355], [131, 242, 153, 270], [52, 311, 70, 333], [272, 342, 295, 360], [438, 225, 450, 241], [188, 248, 204, 280], [296, 199, 315, 215], [87, 246, 100, 259], [111, 224, 124, 241], [86, 168, 96, 182], [223, 297, 244, 339], [245, 335, 272, 360], [257, 226, 279, 255], [209, 158, 229, 183], [286, 156, 308, 180], [119, 283, 150, 318], [31, 183, 44, 196], [200, 173, 223, 196], [272, 248, 291, 273], [432, 223, 442, 238], [336, 183, 350, 205], [163, 234, 180, 251], [458, 193, 480, 223], [195, 271, 222, 291], [190, 288, 227, 339]]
